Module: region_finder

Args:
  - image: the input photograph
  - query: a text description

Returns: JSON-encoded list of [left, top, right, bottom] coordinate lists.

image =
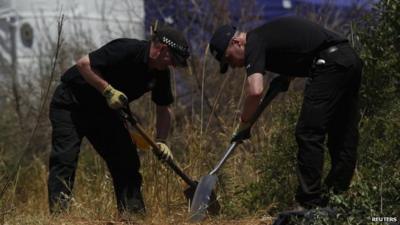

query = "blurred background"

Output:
[[0, 0, 398, 224]]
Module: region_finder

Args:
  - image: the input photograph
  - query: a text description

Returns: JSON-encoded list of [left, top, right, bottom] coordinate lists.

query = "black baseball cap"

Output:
[[152, 23, 190, 67], [209, 25, 236, 73]]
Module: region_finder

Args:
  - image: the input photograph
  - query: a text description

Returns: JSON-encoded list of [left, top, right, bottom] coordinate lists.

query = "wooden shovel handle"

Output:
[[119, 109, 197, 187]]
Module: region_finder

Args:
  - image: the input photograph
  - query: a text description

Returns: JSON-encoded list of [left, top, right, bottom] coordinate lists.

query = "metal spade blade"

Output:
[[189, 142, 239, 222], [189, 175, 218, 222], [188, 78, 287, 222]]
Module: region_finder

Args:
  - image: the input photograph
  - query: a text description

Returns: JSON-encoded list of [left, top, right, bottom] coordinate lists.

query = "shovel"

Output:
[[119, 108, 220, 215], [189, 76, 290, 222]]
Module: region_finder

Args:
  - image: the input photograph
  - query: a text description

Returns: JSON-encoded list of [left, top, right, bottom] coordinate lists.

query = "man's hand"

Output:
[[231, 121, 252, 143], [102, 84, 128, 109], [156, 141, 174, 161]]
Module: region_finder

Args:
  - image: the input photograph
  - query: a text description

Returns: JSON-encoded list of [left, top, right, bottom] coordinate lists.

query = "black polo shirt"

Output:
[[61, 38, 174, 110], [245, 17, 348, 77]]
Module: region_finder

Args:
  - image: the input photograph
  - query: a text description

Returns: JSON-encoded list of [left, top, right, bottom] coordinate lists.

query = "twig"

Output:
[[0, 13, 64, 200]]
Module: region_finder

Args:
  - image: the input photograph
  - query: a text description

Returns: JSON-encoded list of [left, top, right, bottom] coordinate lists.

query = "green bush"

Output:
[[240, 0, 400, 223]]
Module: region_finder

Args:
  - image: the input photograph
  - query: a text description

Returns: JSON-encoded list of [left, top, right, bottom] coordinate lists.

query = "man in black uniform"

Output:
[[209, 17, 362, 209], [48, 24, 190, 215]]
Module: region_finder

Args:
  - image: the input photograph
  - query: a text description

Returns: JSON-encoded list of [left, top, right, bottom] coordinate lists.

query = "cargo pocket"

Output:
[[51, 83, 79, 109]]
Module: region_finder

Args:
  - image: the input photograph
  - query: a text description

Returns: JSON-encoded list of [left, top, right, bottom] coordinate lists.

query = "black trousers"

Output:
[[48, 83, 144, 214], [295, 44, 363, 208]]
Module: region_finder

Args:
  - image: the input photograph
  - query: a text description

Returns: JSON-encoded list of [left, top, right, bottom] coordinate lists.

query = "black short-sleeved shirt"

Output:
[[61, 38, 174, 110], [245, 17, 348, 77]]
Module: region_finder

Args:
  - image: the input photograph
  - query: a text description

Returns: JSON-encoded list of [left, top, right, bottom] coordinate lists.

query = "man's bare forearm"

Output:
[[241, 94, 263, 122], [156, 105, 172, 140], [241, 73, 264, 122], [76, 55, 108, 93]]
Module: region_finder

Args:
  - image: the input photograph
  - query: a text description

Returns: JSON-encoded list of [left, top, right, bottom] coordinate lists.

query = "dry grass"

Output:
[[1, 148, 267, 225], [1, 142, 276, 225]]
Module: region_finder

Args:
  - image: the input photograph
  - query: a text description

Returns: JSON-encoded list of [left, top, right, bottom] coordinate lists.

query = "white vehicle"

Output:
[[0, 0, 145, 79]]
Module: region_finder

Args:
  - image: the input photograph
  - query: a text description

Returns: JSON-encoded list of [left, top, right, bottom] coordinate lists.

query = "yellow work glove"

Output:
[[231, 121, 252, 143], [156, 141, 174, 161], [102, 84, 128, 109]]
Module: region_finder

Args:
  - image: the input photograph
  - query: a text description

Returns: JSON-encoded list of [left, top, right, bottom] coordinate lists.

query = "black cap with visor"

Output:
[[209, 25, 236, 73], [152, 22, 190, 67]]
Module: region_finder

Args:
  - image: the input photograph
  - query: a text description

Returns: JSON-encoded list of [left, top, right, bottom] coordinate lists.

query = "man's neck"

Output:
[[148, 42, 158, 70]]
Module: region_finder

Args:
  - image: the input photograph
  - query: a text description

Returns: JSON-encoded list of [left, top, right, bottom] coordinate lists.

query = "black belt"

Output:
[[314, 42, 349, 65], [321, 45, 339, 55]]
